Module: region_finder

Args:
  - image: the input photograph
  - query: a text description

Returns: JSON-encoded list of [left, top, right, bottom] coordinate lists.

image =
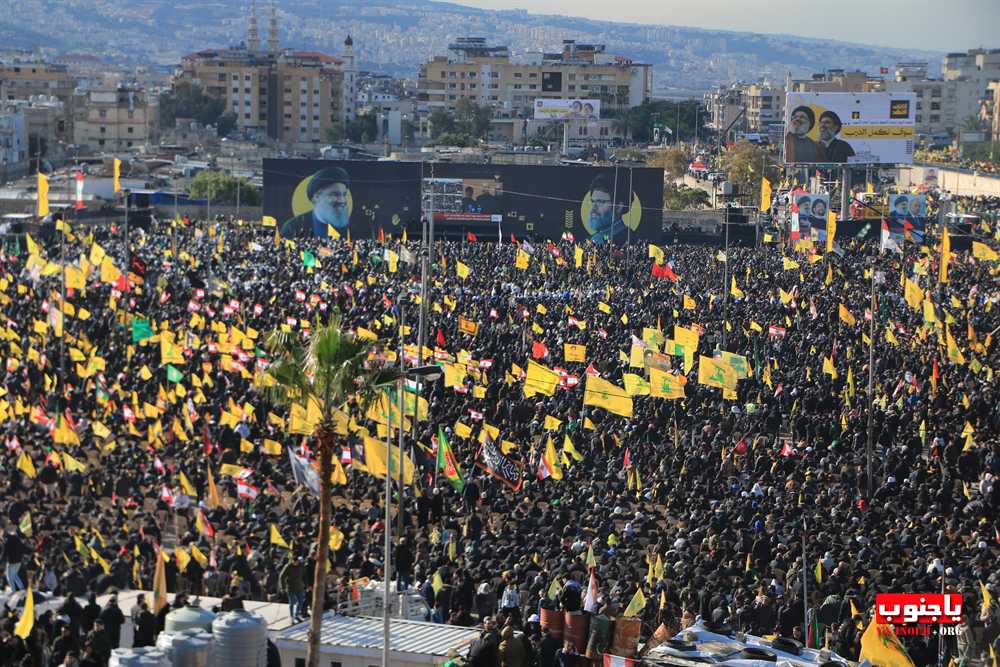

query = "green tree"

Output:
[[401, 118, 417, 144], [264, 317, 402, 667], [615, 100, 704, 144], [324, 124, 346, 143], [430, 132, 472, 147], [187, 170, 261, 206], [649, 147, 689, 181], [159, 82, 236, 136], [723, 140, 780, 197], [427, 108, 456, 139], [344, 112, 378, 143], [663, 182, 711, 210], [455, 98, 492, 140]]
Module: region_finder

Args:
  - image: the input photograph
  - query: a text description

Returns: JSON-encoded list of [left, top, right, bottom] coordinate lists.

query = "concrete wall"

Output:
[[897, 165, 1000, 197], [153, 204, 262, 221]]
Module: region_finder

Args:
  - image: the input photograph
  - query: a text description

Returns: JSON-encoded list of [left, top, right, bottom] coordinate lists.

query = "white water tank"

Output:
[[108, 647, 170, 666], [164, 604, 215, 633], [211, 610, 267, 667], [155, 628, 213, 667]]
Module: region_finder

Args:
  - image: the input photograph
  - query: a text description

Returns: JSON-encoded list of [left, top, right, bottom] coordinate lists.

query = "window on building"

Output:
[[931, 102, 940, 110], [99, 126, 106, 134], [99, 110, 107, 118], [245, 113, 252, 119], [284, 88, 292, 93], [513, 84, 522, 89], [469, 83, 476, 89], [931, 88, 941, 97], [514, 72, 522, 78], [300, 114, 306, 120], [568, 85, 576, 91], [233, 87, 239, 93], [98, 139, 105, 146], [915, 114, 922, 123], [491, 72, 498, 78], [930, 114, 940, 123], [329, 661, 342, 667], [127, 127, 133, 134], [528, 85, 536, 90], [126, 141, 133, 147], [568, 73, 576, 80], [284, 113, 292, 119], [449, 83, 456, 89], [313, 115, 319, 120], [440, 71, 446, 78], [218, 73, 226, 81]]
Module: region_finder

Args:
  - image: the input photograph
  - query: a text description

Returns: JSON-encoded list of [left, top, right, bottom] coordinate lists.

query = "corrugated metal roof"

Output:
[[277, 614, 482, 657]]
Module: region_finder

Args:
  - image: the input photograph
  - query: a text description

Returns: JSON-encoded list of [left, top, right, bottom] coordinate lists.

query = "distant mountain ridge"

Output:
[[0, 0, 941, 94]]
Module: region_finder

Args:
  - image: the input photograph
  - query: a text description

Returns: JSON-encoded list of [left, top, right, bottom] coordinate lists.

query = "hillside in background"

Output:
[[0, 0, 940, 95]]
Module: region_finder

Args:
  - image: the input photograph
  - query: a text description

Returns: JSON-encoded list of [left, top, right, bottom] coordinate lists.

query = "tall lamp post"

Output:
[[383, 364, 443, 667]]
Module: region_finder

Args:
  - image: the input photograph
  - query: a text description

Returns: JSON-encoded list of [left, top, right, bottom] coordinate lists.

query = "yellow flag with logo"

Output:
[[859, 619, 915, 667], [269, 524, 290, 549], [622, 586, 647, 617], [37, 173, 49, 217], [564, 343, 586, 363], [524, 360, 559, 397], [583, 375, 633, 417], [760, 177, 772, 212], [649, 367, 686, 399], [623, 373, 650, 396]]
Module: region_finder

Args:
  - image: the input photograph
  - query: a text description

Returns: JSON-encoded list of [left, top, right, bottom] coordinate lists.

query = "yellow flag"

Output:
[[826, 210, 837, 254], [903, 279, 924, 311], [524, 360, 559, 397], [37, 173, 50, 217], [456, 260, 470, 280], [972, 241, 998, 261], [14, 585, 34, 639], [564, 343, 587, 363], [270, 523, 290, 548], [543, 436, 563, 480], [859, 619, 915, 667], [939, 225, 951, 284], [113, 158, 122, 193], [205, 466, 221, 509], [515, 249, 530, 270], [543, 414, 562, 431], [583, 375, 633, 417], [760, 177, 772, 212], [649, 367, 686, 399], [699, 356, 738, 390], [623, 373, 650, 396], [178, 471, 197, 497], [622, 587, 647, 617], [783, 257, 799, 271], [17, 451, 36, 479], [647, 244, 664, 265], [683, 294, 696, 310], [563, 434, 583, 461], [61, 452, 86, 472], [730, 276, 745, 299], [153, 547, 167, 613]]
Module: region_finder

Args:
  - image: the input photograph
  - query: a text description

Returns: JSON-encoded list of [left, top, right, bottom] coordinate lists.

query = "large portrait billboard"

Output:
[[783, 92, 916, 165], [263, 159, 664, 244], [533, 98, 601, 120]]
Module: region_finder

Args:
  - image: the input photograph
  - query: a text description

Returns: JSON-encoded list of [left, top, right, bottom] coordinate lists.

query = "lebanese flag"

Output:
[[585, 363, 601, 377], [479, 359, 494, 368], [468, 409, 484, 421], [254, 303, 263, 316], [295, 290, 306, 302], [537, 456, 552, 480], [790, 196, 801, 240], [561, 231, 575, 242], [768, 325, 787, 338], [122, 405, 135, 422], [780, 441, 795, 457], [466, 231, 477, 242], [194, 288, 205, 300], [75, 171, 85, 210], [489, 307, 499, 319], [196, 509, 215, 537], [531, 340, 548, 360], [604, 656, 638, 667], [237, 481, 259, 500], [561, 375, 579, 388], [340, 447, 352, 465], [153, 457, 165, 474], [160, 485, 174, 505], [583, 568, 599, 612]]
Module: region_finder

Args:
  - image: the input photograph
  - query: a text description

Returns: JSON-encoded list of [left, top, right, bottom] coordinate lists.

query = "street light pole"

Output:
[[382, 381, 393, 667]]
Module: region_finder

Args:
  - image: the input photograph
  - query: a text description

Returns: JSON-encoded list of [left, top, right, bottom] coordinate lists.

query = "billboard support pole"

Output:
[[840, 166, 850, 220], [865, 268, 875, 501], [721, 216, 729, 350]]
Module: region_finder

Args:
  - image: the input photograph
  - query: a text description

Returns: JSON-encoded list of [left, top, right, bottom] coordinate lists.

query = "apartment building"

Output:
[[0, 106, 28, 180], [791, 69, 876, 93], [704, 84, 743, 131], [943, 49, 1000, 100], [741, 83, 784, 132], [0, 61, 77, 140], [417, 38, 651, 117], [174, 5, 356, 148], [72, 85, 156, 152], [878, 62, 981, 137]]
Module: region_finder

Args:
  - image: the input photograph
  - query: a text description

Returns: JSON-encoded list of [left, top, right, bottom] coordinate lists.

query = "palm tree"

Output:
[[264, 315, 402, 667]]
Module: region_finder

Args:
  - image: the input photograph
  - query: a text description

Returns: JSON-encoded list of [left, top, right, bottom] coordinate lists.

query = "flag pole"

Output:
[[801, 516, 809, 644], [382, 383, 393, 667], [865, 267, 876, 500], [397, 302, 406, 537]]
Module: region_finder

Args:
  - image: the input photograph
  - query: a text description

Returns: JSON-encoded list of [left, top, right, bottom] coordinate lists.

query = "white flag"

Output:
[[288, 449, 321, 495], [583, 568, 599, 613]]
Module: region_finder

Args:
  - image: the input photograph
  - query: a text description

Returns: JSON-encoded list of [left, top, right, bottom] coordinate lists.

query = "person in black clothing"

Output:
[[98, 595, 125, 650], [132, 599, 157, 648], [84, 619, 111, 664], [395, 537, 413, 591], [79, 594, 100, 636], [50, 624, 79, 666]]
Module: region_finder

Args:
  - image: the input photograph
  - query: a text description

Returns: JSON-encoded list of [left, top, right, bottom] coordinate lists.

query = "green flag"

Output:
[[131, 317, 153, 342], [436, 427, 465, 492], [302, 250, 317, 268], [165, 364, 184, 383]]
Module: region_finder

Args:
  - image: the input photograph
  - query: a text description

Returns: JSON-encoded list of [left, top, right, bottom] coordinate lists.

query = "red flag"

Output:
[[377, 227, 385, 244], [510, 233, 517, 245], [466, 231, 477, 242], [734, 438, 748, 455], [780, 441, 795, 457], [661, 263, 678, 281], [623, 448, 632, 469], [531, 340, 548, 360], [435, 328, 446, 348], [585, 363, 601, 377]]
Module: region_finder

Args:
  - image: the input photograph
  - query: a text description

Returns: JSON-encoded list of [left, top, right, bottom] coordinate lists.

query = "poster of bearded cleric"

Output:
[[263, 159, 664, 243], [783, 92, 917, 165]]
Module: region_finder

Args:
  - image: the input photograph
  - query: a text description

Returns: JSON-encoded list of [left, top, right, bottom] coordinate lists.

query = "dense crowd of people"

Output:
[[0, 207, 998, 667]]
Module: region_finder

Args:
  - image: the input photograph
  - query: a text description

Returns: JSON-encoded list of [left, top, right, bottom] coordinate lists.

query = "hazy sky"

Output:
[[457, 0, 999, 52]]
